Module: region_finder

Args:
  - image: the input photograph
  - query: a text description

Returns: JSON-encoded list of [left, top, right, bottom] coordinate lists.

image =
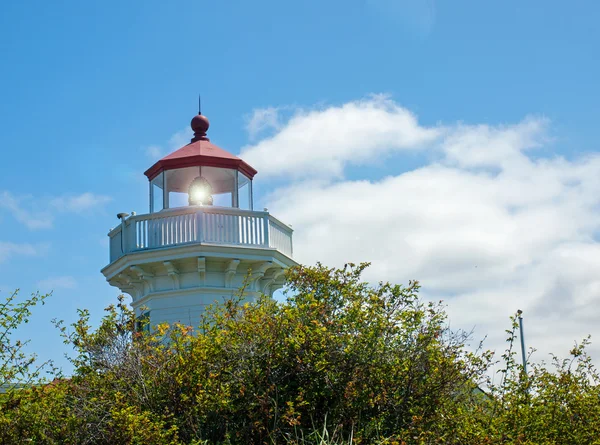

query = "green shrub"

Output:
[[1, 264, 599, 444]]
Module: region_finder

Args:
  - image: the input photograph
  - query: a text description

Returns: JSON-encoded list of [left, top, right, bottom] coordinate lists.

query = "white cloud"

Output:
[[49, 193, 112, 213], [0, 192, 112, 229], [36, 275, 77, 291], [246, 107, 282, 140], [441, 117, 550, 171], [0, 241, 47, 263], [251, 96, 600, 362], [144, 127, 193, 160], [145, 145, 163, 159], [241, 95, 442, 179], [168, 127, 193, 150], [0, 191, 53, 229]]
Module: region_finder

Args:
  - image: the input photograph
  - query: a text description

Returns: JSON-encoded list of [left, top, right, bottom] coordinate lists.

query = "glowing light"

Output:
[[190, 187, 207, 202], [188, 176, 213, 206]]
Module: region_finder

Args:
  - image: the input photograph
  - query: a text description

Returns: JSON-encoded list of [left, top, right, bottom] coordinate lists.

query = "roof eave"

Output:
[[144, 157, 257, 182]]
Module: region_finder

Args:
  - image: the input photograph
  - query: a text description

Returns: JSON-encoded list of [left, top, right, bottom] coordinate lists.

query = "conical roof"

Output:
[[144, 114, 257, 181]]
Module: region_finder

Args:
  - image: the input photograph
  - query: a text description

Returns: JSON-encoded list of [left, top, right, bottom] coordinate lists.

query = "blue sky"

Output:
[[1, 0, 600, 372]]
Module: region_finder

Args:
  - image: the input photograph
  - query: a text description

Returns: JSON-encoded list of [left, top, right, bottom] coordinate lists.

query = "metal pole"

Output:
[[233, 171, 239, 208], [249, 180, 254, 211], [517, 309, 527, 375], [163, 172, 169, 210]]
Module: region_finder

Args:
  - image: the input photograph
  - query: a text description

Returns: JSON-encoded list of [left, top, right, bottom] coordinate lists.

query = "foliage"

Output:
[[465, 316, 600, 445], [1, 265, 600, 444], [0, 289, 52, 389]]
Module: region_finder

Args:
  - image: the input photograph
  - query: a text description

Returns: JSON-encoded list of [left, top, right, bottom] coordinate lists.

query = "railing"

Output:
[[108, 206, 293, 262], [269, 217, 293, 258]]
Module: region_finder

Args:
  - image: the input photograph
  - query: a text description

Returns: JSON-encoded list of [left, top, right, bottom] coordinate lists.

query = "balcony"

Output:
[[108, 206, 293, 263]]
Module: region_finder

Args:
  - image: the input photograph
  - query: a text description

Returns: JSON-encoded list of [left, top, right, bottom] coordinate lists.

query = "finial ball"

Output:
[[191, 114, 210, 135]]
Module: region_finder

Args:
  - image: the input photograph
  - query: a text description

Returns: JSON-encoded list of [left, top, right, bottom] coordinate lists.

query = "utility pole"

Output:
[[517, 309, 527, 375]]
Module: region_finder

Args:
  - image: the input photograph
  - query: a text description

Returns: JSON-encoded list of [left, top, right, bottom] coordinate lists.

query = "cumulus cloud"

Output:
[[248, 96, 600, 361], [36, 275, 77, 291], [0, 191, 112, 229], [240, 95, 442, 179]]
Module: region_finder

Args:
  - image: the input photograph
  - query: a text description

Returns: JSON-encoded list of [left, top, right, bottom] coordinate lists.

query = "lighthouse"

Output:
[[101, 111, 295, 327]]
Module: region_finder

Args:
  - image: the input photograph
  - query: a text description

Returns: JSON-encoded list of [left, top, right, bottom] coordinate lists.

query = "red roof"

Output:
[[144, 114, 258, 181]]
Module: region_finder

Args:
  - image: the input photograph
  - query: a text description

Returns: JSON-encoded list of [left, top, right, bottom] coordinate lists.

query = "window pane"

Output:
[[238, 174, 251, 210], [165, 166, 238, 209], [213, 192, 233, 207], [169, 191, 188, 208], [151, 173, 164, 212]]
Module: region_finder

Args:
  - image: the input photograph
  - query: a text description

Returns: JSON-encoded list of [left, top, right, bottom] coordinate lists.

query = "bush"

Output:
[[1, 264, 599, 444]]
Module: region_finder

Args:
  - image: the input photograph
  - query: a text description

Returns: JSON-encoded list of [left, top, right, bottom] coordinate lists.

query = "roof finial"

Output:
[[190, 106, 210, 142], [198, 94, 202, 115]]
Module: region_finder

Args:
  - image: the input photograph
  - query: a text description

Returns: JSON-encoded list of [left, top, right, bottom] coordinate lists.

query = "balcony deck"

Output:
[[107, 206, 293, 263]]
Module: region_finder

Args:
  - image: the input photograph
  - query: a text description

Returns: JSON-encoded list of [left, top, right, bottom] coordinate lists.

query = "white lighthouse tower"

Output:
[[101, 111, 295, 327]]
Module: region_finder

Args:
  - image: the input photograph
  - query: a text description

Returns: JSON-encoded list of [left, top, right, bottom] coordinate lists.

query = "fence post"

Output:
[[263, 214, 270, 247], [197, 210, 204, 243]]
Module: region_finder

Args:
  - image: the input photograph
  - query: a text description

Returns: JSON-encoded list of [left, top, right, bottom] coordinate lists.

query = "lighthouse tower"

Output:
[[101, 112, 295, 327]]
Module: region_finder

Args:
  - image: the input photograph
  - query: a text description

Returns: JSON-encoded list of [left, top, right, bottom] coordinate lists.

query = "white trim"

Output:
[[102, 242, 296, 280]]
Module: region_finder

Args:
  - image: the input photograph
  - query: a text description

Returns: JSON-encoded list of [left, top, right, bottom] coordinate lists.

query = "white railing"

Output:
[[108, 206, 293, 262], [269, 217, 293, 258]]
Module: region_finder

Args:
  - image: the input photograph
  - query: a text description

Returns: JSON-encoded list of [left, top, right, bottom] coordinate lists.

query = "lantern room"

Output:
[[143, 113, 257, 212]]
